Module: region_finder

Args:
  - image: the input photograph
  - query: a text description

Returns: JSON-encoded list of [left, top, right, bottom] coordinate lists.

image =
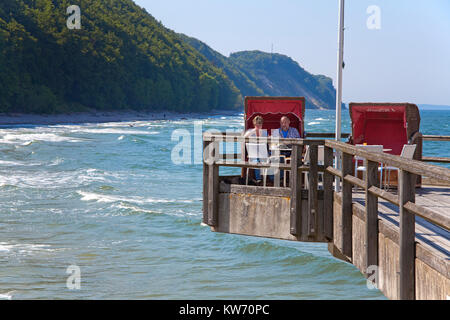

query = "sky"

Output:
[[134, 0, 450, 106]]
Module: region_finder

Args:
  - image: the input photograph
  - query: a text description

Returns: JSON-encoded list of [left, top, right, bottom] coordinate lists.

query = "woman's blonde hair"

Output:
[[253, 116, 264, 125]]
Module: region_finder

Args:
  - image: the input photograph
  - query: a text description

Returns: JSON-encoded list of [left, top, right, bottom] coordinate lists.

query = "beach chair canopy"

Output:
[[245, 97, 305, 137], [349, 103, 421, 155]]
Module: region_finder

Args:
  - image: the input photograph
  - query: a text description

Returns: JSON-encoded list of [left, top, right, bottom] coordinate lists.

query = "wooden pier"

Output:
[[202, 133, 450, 300]]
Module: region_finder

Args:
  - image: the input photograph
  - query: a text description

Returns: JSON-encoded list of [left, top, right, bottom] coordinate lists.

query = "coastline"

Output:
[[0, 109, 241, 126]]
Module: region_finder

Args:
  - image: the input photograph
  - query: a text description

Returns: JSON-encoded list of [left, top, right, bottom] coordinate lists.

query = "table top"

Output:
[[269, 144, 292, 151]]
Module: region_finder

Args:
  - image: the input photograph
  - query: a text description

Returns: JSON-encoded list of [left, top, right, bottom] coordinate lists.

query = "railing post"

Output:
[[308, 144, 318, 237], [207, 138, 219, 227], [323, 145, 334, 240], [365, 159, 379, 276], [399, 169, 417, 300], [341, 152, 353, 258], [202, 139, 210, 225], [290, 144, 302, 236]]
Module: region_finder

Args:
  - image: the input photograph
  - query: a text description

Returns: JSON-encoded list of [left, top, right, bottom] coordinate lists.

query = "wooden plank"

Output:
[[305, 132, 350, 138], [365, 159, 379, 276], [422, 156, 450, 164], [344, 174, 366, 189], [403, 201, 450, 231], [204, 134, 324, 146], [368, 186, 399, 206], [326, 166, 342, 178], [323, 146, 334, 240], [290, 144, 302, 236], [341, 152, 353, 258], [422, 135, 450, 141], [219, 153, 242, 160], [337, 192, 450, 279], [369, 193, 450, 255], [325, 140, 450, 183], [399, 170, 417, 300], [308, 145, 319, 237], [215, 160, 292, 170]]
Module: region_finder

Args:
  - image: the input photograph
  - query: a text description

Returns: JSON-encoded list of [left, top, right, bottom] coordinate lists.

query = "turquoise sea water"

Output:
[[0, 109, 448, 300]]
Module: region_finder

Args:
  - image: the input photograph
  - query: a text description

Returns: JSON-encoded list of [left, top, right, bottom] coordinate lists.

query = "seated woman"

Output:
[[244, 115, 267, 138], [244, 116, 267, 183]]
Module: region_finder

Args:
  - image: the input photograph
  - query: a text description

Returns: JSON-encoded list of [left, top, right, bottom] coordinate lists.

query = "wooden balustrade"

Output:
[[323, 140, 450, 300], [202, 132, 450, 300]]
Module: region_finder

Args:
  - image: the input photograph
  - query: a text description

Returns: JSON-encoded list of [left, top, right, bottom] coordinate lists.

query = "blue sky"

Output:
[[134, 0, 450, 106]]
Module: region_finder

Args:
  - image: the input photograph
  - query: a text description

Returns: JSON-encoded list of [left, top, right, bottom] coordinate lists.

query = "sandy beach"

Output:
[[0, 109, 238, 126]]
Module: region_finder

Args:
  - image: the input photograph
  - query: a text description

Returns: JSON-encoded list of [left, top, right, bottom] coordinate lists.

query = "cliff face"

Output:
[[229, 51, 337, 109], [0, 0, 240, 114], [181, 34, 337, 110]]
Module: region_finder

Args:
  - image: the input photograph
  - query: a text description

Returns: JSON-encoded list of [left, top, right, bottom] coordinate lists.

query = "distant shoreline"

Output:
[[1, 106, 447, 126], [0, 110, 241, 126]]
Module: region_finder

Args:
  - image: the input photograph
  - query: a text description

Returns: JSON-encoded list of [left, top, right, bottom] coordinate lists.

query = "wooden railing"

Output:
[[323, 140, 450, 300], [202, 133, 326, 238], [202, 132, 450, 299], [422, 135, 450, 164], [305, 133, 450, 163], [202, 132, 450, 231]]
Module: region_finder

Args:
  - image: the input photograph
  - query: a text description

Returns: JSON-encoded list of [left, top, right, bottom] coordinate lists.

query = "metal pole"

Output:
[[335, 0, 345, 192]]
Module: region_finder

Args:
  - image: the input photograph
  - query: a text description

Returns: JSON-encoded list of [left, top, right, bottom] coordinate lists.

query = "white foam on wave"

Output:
[[111, 203, 162, 215], [0, 242, 11, 252], [48, 158, 64, 166], [0, 133, 82, 144], [0, 158, 63, 167], [0, 242, 56, 254], [70, 128, 159, 135], [0, 160, 24, 166], [0, 291, 14, 300], [118, 135, 125, 140], [307, 122, 320, 125], [0, 168, 117, 189], [97, 121, 161, 128], [77, 191, 198, 205]]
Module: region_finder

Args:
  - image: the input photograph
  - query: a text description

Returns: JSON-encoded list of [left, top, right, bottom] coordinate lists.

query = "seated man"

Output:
[[276, 116, 301, 157], [275, 116, 302, 183], [278, 116, 301, 138]]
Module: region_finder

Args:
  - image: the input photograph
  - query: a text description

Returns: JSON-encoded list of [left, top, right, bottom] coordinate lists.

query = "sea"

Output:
[[0, 109, 448, 300]]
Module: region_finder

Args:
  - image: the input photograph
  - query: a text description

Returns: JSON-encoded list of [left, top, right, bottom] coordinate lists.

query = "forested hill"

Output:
[[0, 0, 337, 114], [0, 0, 241, 114], [180, 34, 337, 110]]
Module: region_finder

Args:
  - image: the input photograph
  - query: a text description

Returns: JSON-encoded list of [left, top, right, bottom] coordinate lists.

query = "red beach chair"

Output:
[[349, 102, 422, 187]]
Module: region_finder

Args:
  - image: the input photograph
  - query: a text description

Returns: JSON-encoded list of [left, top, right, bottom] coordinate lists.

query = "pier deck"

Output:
[[353, 185, 450, 258]]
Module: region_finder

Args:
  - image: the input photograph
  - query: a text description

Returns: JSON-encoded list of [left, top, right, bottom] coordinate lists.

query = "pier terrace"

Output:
[[202, 132, 450, 300]]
